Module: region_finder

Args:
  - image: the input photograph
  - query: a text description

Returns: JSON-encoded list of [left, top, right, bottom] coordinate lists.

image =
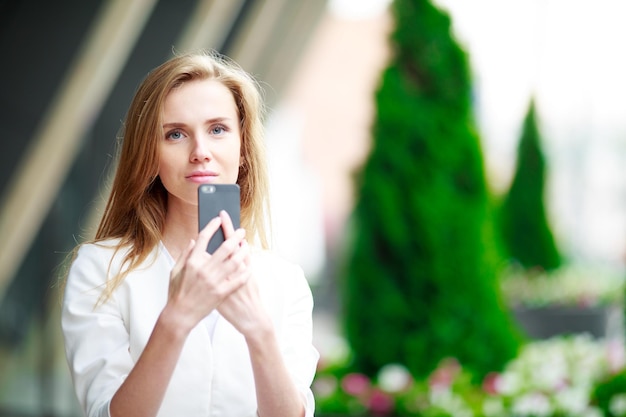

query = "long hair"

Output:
[[93, 51, 270, 302]]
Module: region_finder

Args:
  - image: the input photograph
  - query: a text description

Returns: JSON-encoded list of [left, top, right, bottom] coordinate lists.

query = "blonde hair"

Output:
[[92, 51, 270, 302]]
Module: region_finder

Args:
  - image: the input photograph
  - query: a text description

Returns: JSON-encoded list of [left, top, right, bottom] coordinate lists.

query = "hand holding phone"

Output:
[[198, 184, 241, 254]]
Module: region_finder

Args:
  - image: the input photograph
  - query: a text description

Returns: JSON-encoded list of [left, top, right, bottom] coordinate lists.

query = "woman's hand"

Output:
[[216, 211, 272, 339], [215, 215, 305, 417], [165, 212, 250, 333]]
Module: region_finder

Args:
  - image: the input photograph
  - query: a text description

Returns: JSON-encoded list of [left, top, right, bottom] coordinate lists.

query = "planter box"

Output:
[[513, 305, 609, 339]]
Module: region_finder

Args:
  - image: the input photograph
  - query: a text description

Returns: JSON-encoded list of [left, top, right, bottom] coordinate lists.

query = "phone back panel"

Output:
[[198, 184, 241, 253]]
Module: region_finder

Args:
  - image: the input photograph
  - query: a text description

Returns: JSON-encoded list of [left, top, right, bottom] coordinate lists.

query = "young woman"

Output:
[[61, 51, 319, 417]]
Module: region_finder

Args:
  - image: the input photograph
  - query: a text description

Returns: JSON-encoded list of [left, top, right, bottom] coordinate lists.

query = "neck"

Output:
[[162, 198, 198, 260]]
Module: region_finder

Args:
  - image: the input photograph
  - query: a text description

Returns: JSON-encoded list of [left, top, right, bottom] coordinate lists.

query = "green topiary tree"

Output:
[[341, 0, 521, 381], [498, 100, 562, 270]]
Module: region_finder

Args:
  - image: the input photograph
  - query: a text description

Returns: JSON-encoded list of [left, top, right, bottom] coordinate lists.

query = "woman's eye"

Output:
[[166, 130, 184, 140], [211, 125, 226, 135]]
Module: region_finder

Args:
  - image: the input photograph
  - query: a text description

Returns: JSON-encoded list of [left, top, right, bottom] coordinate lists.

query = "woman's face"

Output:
[[158, 78, 242, 208]]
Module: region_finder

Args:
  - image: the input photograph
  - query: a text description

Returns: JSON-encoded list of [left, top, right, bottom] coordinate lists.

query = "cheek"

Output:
[[157, 153, 176, 183]]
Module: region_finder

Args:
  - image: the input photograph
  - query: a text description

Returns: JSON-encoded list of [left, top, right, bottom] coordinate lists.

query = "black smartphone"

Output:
[[198, 184, 241, 254]]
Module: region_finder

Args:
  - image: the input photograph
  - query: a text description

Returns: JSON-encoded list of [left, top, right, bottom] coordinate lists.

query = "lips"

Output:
[[186, 170, 218, 183]]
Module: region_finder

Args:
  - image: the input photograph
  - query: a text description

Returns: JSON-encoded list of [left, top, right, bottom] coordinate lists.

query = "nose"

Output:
[[190, 136, 212, 162]]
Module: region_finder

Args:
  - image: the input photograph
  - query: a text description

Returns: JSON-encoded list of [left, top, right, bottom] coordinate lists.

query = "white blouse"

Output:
[[62, 240, 319, 417]]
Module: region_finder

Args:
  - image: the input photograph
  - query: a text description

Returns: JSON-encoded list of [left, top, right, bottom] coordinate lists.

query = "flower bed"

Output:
[[500, 263, 624, 308], [313, 335, 626, 417]]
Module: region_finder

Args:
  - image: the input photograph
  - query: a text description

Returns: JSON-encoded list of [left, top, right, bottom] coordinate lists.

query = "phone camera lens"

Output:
[[201, 185, 216, 193]]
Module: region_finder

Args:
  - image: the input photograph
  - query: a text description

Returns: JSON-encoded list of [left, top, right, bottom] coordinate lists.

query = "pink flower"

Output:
[[483, 372, 501, 395], [429, 357, 461, 389], [368, 388, 395, 415], [341, 373, 371, 396]]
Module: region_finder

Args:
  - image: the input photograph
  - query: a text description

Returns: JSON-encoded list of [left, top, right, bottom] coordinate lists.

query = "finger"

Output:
[[230, 238, 250, 262], [171, 239, 195, 278], [220, 210, 236, 238], [212, 227, 246, 262], [239, 239, 252, 266], [193, 216, 222, 256], [222, 238, 251, 279], [228, 243, 248, 267]]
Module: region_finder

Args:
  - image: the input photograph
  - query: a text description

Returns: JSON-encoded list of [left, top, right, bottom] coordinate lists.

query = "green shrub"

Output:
[[341, 0, 521, 382], [593, 369, 626, 417]]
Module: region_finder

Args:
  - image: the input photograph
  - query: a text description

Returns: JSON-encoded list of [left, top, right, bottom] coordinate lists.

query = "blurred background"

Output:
[[0, 0, 624, 415]]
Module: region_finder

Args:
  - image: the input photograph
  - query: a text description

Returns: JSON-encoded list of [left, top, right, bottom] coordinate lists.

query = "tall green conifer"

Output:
[[499, 100, 562, 270], [341, 0, 521, 380]]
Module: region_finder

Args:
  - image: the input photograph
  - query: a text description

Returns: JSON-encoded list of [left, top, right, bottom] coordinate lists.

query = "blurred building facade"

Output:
[[0, 0, 327, 414]]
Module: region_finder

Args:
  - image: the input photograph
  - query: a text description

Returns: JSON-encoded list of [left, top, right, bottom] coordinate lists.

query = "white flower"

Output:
[[554, 387, 589, 414], [584, 407, 605, 417], [532, 355, 567, 390], [511, 392, 552, 417], [377, 363, 412, 393], [429, 389, 474, 417], [496, 372, 522, 395], [609, 393, 626, 417]]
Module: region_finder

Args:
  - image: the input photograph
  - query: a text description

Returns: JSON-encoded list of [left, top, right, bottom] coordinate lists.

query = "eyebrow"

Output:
[[162, 117, 233, 128]]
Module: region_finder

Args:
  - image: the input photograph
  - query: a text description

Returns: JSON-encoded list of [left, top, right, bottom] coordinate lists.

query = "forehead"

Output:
[[162, 78, 238, 121]]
